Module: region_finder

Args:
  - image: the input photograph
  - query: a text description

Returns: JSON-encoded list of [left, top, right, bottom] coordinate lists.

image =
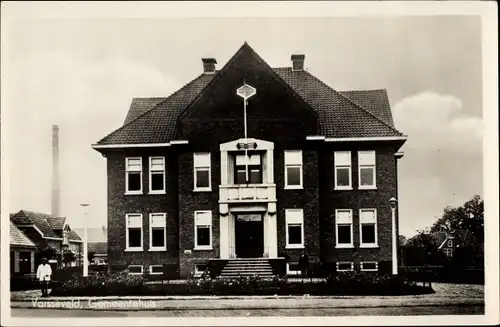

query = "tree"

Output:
[[404, 229, 448, 266], [63, 250, 76, 265]]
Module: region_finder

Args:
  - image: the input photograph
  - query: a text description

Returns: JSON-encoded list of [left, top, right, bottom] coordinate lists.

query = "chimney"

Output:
[[291, 54, 305, 71], [51, 125, 60, 217], [202, 58, 217, 74]]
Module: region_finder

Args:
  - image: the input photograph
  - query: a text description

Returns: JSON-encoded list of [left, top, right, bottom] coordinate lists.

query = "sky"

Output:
[[2, 12, 484, 238]]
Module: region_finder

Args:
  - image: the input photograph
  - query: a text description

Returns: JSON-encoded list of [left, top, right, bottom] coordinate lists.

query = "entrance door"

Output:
[[235, 214, 264, 258]]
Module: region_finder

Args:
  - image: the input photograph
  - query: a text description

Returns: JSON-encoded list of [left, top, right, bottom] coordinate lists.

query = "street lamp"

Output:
[[389, 197, 398, 275], [80, 203, 90, 277]]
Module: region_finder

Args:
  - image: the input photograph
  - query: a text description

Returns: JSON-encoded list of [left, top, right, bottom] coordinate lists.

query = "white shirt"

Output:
[[36, 263, 52, 281]]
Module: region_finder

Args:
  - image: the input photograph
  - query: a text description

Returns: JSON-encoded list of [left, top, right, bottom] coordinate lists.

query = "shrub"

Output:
[[326, 271, 432, 295], [51, 271, 145, 296]]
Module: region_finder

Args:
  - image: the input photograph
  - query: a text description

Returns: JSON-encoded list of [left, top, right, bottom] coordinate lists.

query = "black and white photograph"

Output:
[[1, 1, 498, 326]]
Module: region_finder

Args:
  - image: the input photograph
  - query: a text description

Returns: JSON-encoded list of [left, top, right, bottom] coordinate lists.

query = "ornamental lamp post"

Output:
[[80, 203, 90, 277], [389, 197, 398, 275]]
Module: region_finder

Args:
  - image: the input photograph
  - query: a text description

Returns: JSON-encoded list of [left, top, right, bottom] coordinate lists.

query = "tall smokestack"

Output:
[[51, 125, 60, 217]]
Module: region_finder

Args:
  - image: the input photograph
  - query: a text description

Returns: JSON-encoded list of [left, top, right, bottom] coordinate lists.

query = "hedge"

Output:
[[50, 271, 434, 297]]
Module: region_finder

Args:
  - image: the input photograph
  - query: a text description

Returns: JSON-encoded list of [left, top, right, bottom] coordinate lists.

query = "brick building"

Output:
[[93, 43, 406, 278]]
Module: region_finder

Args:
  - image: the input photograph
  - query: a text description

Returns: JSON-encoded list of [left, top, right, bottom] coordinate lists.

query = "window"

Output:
[[149, 157, 165, 193], [443, 248, 453, 257], [194, 264, 207, 278], [447, 240, 453, 247], [286, 262, 301, 275], [358, 151, 376, 189], [359, 209, 378, 247], [128, 265, 143, 275], [360, 262, 378, 272], [335, 209, 353, 248], [235, 154, 262, 184], [284, 150, 303, 189], [149, 213, 166, 251], [149, 265, 163, 275], [336, 262, 354, 272], [194, 211, 212, 250], [334, 152, 352, 190], [125, 214, 143, 251], [193, 153, 211, 191], [126, 157, 142, 194], [285, 209, 304, 249]]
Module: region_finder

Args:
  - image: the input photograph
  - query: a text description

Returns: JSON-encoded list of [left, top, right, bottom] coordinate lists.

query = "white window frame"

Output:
[[128, 265, 143, 275], [194, 264, 207, 278], [336, 261, 354, 272], [149, 213, 167, 251], [193, 153, 212, 192], [335, 209, 353, 248], [284, 150, 303, 189], [286, 262, 301, 276], [358, 151, 377, 190], [149, 265, 163, 275], [125, 157, 143, 195], [125, 213, 143, 252], [334, 151, 352, 190], [285, 209, 304, 249], [149, 157, 166, 194], [194, 211, 213, 250], [359, 209, 378, 248], [443, 248, 453, 257], [360, 261, 379, 272], [447, 240, 453, 247]]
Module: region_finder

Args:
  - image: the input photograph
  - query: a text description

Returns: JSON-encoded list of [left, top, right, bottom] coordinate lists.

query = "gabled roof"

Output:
[[10, 221, 36, 248], [46, 217, 66, 230], [11, 210, 61, 238], [67, 230, 82, 242], [95, 43, 404, 146], [338, 89, 395, 127]]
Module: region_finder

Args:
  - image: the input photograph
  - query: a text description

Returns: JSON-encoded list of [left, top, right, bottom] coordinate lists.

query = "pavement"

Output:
[[10, 283, 484, 311]]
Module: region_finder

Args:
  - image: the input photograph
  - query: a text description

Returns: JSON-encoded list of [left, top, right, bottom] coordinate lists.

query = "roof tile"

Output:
[[10, 221, 36, 248]]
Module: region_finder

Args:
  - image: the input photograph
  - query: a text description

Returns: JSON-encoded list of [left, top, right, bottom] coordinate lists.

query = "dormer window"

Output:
[[234, 154, 262, 184]]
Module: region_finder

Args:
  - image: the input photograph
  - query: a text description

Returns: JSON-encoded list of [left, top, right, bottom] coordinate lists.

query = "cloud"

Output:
[[394, 91, 482, 153], [6, 53, 180, 227], [393, 92, 483, 237]]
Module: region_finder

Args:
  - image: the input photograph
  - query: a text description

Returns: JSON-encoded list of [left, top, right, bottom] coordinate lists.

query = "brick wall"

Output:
[[106, 148, 179, 276], [318, 142, 401, 267]]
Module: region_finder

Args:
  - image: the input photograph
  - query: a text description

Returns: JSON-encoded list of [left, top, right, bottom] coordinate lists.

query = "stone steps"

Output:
[[219, 258, 274, 278]]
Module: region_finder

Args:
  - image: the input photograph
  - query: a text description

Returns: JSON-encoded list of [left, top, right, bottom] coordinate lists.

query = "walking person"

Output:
[[36, 258, 52, 297]]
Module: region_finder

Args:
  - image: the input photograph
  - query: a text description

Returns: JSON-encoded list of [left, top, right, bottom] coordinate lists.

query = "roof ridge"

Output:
[[97, 73, 207, 144], [178, 42, 318, 123], [304, 71, 403, 135], [340, 88, 388, 93]]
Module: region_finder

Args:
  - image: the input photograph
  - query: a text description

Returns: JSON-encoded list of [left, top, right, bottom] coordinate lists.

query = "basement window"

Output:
[[128, 265, 143, 275], [286, 262, 301, 276], [194, 264, 207, 278], [336, 262, 354, 272], [360, 262, 378, 272], [149, 265, 163, 275]]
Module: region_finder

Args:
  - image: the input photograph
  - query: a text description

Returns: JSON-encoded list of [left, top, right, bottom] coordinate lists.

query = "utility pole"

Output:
[[80, 203, 90, 277]]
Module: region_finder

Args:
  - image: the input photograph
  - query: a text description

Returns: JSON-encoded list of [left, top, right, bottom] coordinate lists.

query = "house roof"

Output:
[[46, 217, 66, 230], [10, 221, 36, 248], [88, 242, 107, 254], [11, 210, 61, 238], [95, 43, 404, 146], [10, 210, 83, 241]]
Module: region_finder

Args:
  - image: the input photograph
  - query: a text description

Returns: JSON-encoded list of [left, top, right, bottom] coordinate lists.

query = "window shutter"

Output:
[[360, 210, 376, 223], [150, 214, 166, 227], [359, 151, 375, 166], [195, 211, 212, 225], [127, 214, 142, 227], [286, 209, 303, 224], [194, 153, 210, 167], [334, 152, 351, 166], [336, 210, 352, 224], [150, 157, 165, 171], [127, 158, 142, 171], [285, 151, 302, 166]]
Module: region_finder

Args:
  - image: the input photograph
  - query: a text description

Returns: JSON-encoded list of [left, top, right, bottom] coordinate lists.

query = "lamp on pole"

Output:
[[80, 203, 90, 277], [389, 196, 398, 275]]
